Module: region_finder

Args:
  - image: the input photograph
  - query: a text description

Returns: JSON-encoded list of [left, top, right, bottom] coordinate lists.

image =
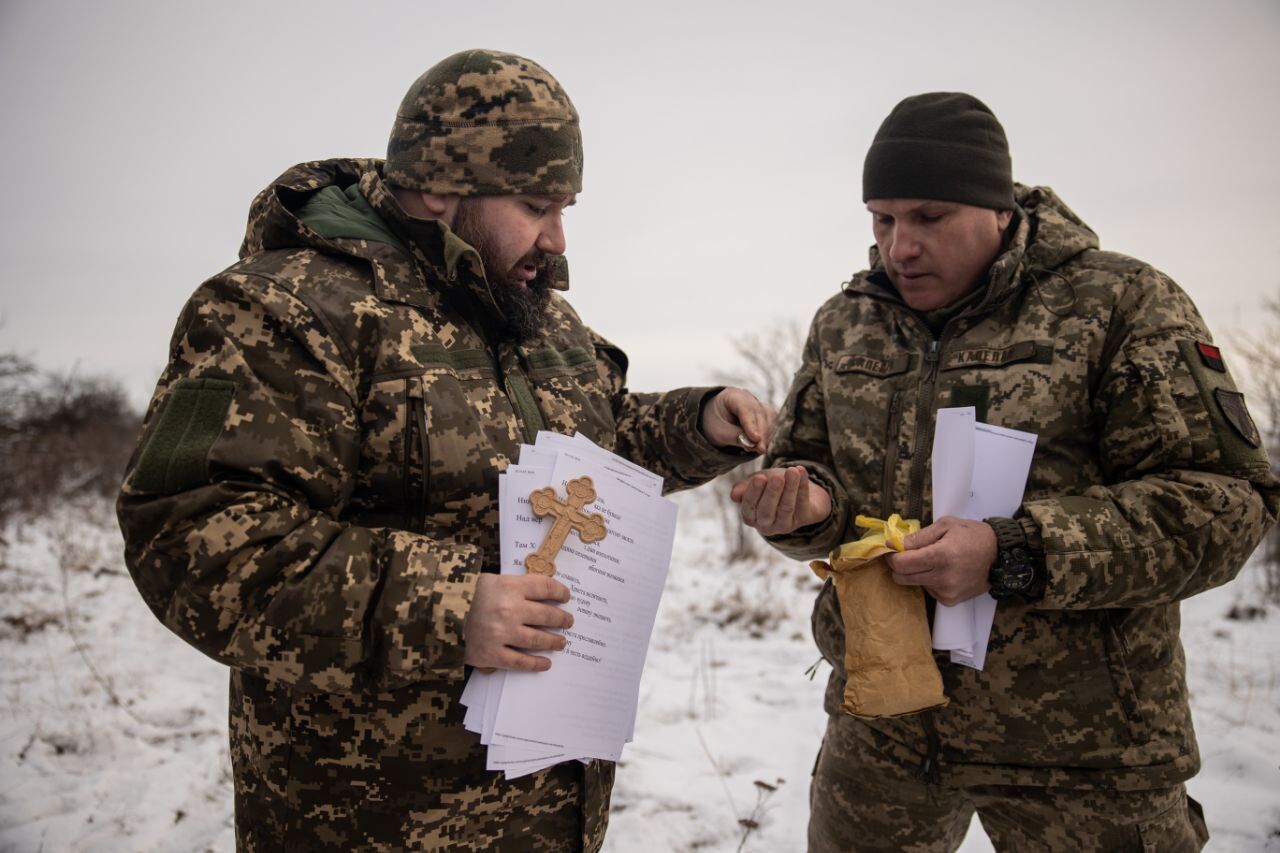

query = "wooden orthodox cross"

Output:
[[526, 477, 608, 576]]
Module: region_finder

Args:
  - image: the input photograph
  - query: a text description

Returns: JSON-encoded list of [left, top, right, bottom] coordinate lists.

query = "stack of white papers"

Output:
[[930, 407, 1037, 670], [460, 432, 679, 779]]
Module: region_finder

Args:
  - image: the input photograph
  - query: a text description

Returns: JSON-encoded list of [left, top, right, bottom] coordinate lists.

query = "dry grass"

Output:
[[0, 352, 139, 527]]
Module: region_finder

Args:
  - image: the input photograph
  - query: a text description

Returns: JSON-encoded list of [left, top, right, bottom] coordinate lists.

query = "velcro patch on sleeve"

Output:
[[1175, 339, 1268, 468], [130, 377, 236, 494], [1215, 389, 1262, 448]]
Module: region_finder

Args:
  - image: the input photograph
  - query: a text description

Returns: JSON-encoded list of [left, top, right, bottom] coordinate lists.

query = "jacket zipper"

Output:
[[918, 709, 942, 785], [858, 285, 1009, 775], [900, 321, 949, 781], [414, 390, 430, 533], [404, 377, 430, 534], [1102, 611, 1147, 737], [494, 349, 548, 444], [905, 338, 942, 520], [506, 372, 547, 444], [880, 390, 904, 517]]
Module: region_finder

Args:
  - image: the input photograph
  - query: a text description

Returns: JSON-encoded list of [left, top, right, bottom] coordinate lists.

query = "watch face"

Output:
[[1001, 562, 1035, 591], [993, 546, 1034, 595]]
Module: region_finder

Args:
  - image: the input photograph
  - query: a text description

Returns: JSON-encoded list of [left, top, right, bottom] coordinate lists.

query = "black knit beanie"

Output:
[[862, 92, 1014, 209]]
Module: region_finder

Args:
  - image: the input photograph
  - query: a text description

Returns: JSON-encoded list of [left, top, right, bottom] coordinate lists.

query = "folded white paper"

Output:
[[930, 408, 1037, 670], [460, 432, 676, 778]]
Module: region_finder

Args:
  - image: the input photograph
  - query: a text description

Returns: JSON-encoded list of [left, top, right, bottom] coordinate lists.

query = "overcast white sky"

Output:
[[1, 0, 1278, 408]]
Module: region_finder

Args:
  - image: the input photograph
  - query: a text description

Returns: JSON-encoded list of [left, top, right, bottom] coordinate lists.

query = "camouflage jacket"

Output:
[[117, 159, 747, 851], [767, 185, 1279, 789]]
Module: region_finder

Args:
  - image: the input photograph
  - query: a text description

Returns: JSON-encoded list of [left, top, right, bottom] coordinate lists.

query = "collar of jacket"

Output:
[[357, 170, 572, 298], [239, 157, 521, 337], [356, 168, 500, 314], [842, 183, 1099, 322], [358, 168, 575, 342], [240, 158, 378, 259]]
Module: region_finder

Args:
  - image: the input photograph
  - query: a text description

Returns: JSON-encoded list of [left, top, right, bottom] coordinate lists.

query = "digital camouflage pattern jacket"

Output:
[[117, 158, 746, 851], [767, 185, 1279, 790]]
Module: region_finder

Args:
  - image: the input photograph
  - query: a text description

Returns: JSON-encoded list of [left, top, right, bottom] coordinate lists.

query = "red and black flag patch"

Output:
[[1196, 341, 1225, 372]]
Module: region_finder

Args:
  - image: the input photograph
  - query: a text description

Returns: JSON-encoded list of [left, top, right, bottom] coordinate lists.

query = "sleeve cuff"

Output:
[[668, 387, 760, 477], [1017, 514, 1044, 557]]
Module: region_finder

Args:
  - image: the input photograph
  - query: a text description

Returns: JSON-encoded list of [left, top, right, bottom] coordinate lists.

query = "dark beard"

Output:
[[453, 200, 554, 343], [488, 275, 553, 343]]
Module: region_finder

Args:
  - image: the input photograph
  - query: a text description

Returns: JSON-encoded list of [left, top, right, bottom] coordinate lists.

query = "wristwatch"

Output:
[[984, 517, 1040, 599]]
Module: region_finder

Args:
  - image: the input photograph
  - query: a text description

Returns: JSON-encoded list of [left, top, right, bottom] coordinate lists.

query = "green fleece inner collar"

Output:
[[297, 184, 486, 282], [297, 185, 408, 252], [440, 226, 477, 279]]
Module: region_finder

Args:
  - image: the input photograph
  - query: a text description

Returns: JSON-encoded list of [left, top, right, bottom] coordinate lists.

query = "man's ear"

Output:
[[419, 193, 456, 220], [391, 186, 459, 224], [996, 208, 1014, 230]]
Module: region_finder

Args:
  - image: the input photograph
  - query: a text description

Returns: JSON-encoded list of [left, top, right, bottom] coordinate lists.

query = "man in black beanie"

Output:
[[734, 92, 1277, 849]]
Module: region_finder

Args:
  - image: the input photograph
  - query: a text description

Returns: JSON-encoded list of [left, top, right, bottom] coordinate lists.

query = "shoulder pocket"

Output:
[[1115, 335, 1209, 470], [773, 365, 821, 450], [129, 377, 236, 494], [587, 331, 629, 387]]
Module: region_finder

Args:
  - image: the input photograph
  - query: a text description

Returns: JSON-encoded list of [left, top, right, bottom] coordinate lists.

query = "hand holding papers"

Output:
[[930, 407, 1037, 670], [461, 432, 678, 779]]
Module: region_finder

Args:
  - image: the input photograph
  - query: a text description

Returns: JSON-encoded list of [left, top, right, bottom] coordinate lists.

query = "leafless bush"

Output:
[[1237, 290, 1280, 603], [703, 586, 786, 638], [711, 321, 806, 563], [0, 352, 140, 527]]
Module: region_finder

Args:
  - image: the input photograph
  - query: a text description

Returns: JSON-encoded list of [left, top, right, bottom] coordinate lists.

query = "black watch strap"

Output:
[[985, 516, 1042, 599], [986, 517, 1027, 553]]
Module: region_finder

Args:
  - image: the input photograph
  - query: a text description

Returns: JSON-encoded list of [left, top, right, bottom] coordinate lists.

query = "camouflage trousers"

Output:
[[808, 713, 1208, 853]]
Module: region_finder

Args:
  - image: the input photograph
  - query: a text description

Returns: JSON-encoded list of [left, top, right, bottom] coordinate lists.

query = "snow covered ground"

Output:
[[1, 492, 1277, 851]]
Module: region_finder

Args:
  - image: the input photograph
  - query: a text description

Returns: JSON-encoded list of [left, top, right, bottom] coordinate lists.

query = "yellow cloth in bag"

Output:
[[810, 515, 949, 718]]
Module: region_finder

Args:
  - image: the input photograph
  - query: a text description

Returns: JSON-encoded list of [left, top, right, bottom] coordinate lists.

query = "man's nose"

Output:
[[887, 225, 920, 263], [536, 213, 567, 256]]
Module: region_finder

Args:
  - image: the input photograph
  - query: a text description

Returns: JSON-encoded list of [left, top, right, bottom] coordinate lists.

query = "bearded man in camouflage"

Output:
[[117, 49, 773, 851], [734, 93, 1278, 851]]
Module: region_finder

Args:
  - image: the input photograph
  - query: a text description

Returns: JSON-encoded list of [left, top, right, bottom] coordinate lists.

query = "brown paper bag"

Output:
[[810, 515, 949, 719]]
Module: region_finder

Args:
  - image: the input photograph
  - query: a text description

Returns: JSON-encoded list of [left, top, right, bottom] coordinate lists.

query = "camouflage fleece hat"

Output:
[[386, 49, 583, 196]]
